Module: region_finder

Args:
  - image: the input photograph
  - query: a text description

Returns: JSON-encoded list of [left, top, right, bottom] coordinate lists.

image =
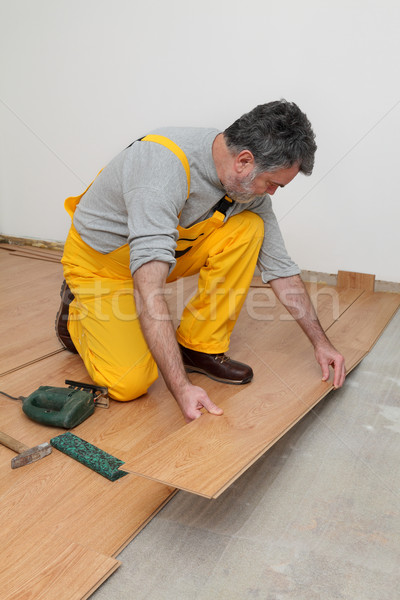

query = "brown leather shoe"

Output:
[[178, 343, 253, 385], [55, 280, 78, 353]]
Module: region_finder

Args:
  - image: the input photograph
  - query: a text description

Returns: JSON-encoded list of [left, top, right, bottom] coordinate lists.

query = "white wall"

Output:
[[1, 0, 399, 282]]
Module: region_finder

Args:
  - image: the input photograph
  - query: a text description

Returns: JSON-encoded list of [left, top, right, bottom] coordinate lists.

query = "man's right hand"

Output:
[[175, 382, 224, 423], [134, 260, 223, 423]]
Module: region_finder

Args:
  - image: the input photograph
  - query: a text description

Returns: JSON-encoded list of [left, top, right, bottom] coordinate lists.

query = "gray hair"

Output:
[[223, 100, 317, 175]]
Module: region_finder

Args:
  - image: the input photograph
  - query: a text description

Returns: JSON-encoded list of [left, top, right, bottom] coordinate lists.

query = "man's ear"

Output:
[[234, 150, 255, 174]]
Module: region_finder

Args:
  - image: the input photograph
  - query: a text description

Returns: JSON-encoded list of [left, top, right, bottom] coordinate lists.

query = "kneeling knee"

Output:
[[109, 370, 158, 401], [104, 362, 158, 402]]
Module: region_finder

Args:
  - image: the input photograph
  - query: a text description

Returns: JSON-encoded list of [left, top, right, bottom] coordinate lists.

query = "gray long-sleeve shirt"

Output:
[[73, 127, 300, 282]]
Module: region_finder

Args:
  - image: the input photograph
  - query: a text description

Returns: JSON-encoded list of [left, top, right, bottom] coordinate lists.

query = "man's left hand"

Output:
[[314, 342, 346, 389]]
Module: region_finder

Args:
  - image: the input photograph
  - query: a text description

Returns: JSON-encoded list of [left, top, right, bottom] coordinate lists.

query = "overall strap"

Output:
[[140, 134, 191, 200], [213, 195, 234, 216], [138, 134, 233, 219]]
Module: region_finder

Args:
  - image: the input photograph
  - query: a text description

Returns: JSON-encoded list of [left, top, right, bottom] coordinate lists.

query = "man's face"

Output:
[[224, 163, 300, 204]]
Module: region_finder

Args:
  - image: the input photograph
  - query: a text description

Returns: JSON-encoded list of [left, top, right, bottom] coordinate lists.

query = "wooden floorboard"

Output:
[[1, 250, 399, 597], [337, 269, 375, 291], [0, 253, 64, 374], [0, 533, 120, 600], [0, 388, 176, 598], [0, 380, 177, 558], [0, 243, 63, 262], [121, 290, 400, 498], [0, 247, 182, 599], [326, 290, 400, 359]]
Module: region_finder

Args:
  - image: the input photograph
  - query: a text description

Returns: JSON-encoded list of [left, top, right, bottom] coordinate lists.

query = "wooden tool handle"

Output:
[[0, 431, 28, 454]]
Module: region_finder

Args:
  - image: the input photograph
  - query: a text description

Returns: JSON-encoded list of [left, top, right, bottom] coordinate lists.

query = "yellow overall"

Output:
[[61, 135, 264, 401]]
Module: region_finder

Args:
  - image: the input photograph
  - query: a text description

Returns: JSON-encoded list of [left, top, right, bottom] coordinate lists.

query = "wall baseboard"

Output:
[[300, 269, 400, 294], [256, 268, 400, 294], [0, 234, 64, 252]]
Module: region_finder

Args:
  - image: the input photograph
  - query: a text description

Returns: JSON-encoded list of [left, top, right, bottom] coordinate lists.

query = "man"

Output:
[[56, 100, 346, 422]]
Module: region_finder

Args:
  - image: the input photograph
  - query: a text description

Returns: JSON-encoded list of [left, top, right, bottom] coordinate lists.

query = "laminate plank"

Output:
[[224, 284, 364, 400], [0, 255, 64, 374], [121, 291, 400, 498], [325, 290, 400, 355], [0, 246, 61, 261], [337, 269, 375, 291], [2, 252, 61, 263], [0, 282, 361, 422], [0, 357, 177, 558], [0, 252, 59, 289], [0, 439, 175, 557], [118, 357, 330, 498], [0, 243, 63, 260], [0, 284, 362, 457], [1, 248, 397, 597], [0, 533, 119, 600]]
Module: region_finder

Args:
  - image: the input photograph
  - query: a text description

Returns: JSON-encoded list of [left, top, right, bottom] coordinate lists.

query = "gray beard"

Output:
[[224, 188, 265, 204], [223, 171, 265, 204]]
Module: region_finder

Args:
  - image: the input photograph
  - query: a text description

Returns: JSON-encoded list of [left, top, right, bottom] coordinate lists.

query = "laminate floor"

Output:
[[122, 289, 399, 497], [0, 251, 64, 374], [92, 308, 400, 600], [1, 247, 398, 599], [0, 250, 175, 599]]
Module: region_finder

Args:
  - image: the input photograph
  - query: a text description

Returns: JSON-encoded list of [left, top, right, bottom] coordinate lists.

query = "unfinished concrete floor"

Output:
[[92, 309, 400, 600]]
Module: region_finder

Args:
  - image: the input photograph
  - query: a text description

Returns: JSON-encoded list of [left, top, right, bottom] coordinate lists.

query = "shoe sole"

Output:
[[183, 365, 253, 385], [55, 281, 78, 354]]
